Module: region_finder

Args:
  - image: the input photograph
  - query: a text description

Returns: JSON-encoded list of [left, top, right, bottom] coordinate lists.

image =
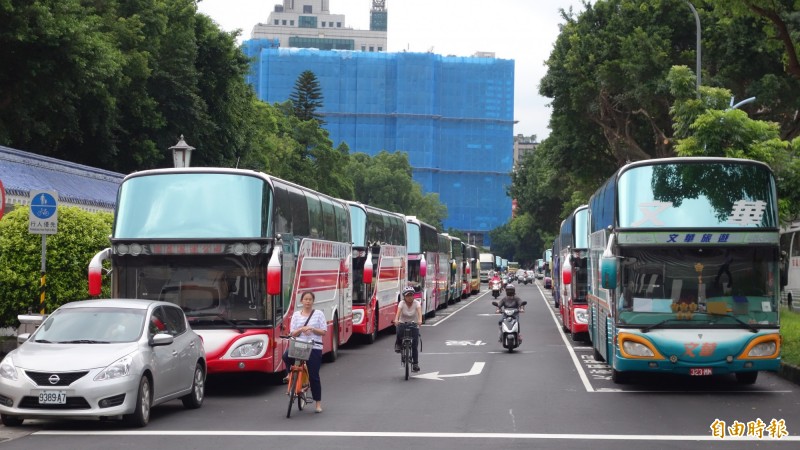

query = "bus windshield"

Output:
[[115, 173, 268, 238], [618, 162, 777, 229], [114, 254, 272, 327], [617, 246, 779, 327]]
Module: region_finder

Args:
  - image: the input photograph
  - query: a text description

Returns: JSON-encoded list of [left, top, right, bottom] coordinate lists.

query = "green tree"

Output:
[[0, 207, 113, 327], [0, 0, 259, 173], [668, 65, 799, 222], [289, 70, 325, 123]]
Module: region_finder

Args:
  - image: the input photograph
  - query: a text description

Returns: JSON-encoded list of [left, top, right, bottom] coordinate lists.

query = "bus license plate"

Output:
[[689, 368, 712, 376], [38, 391, 67, 404]]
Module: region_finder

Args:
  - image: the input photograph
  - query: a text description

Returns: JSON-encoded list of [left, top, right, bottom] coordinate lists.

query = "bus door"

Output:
[[275, 234, 297, 368]]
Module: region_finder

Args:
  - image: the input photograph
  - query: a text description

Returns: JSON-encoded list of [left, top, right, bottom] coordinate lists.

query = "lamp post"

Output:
[[169, 135, 195, 168], [685, 1, 701, 98]]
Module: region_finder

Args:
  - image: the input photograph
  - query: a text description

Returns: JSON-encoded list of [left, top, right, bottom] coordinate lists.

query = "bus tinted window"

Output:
[[286, 186, 309, 236], [305, 192, 322, 238], [320, 197, 336, 241], [273, 183, 292, 234]]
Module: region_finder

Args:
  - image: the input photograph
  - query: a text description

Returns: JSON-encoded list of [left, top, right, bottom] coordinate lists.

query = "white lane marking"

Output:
[[427, 291, 487, 327], [534, 282, 595, 392], [34, 430, 800, 441], [413, 361, 485, 381]]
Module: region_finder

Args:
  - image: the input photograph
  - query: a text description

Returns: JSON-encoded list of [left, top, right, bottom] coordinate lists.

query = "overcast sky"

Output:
[[196, 0, 587, 141]]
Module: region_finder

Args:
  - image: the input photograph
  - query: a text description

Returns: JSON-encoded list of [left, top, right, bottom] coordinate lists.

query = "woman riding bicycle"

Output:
[[282, 291, 326, 413], [393, 286, 423, 372]]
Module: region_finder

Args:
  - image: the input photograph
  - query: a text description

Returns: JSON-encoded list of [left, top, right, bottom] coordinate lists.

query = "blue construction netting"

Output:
[[242, 41, 514, 244]]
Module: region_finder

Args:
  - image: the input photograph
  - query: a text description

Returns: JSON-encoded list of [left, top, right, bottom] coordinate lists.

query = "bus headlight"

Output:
[[352, 310, 364, 325], [747, 342, 778, 358], [230, 340, 264, 358], [622, 341, 654, 357], [574, 308, 588, 324], [617, 333, 665, 359], [738, 335, 780, 359]]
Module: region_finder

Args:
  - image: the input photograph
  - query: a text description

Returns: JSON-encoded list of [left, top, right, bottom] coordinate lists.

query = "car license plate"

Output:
[[689, 367, 712, 376], [38, 390, 67, 404]]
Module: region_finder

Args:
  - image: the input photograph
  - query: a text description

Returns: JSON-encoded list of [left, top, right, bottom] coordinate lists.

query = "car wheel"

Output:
[[1, 414, 23, 427], [124, 376, 152, 427], [181, 362, 206, 409]]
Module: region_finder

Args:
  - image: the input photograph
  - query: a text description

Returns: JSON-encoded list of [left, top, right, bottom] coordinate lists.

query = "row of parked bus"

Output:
[[87, 167, 481, 376], [547, 157, 782, 384]]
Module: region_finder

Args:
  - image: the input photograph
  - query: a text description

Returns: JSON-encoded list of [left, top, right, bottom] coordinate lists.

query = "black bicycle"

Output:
[[397, 322, 420, 380]]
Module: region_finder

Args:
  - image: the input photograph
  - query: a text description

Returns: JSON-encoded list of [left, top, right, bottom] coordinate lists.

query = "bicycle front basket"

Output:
[[288, 339, 314, 360]]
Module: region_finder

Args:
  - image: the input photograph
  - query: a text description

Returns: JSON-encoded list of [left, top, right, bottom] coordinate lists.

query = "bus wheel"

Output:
[[366, 309, 378, 344], [324, 319, 339, 363], [735, 372, 758, 385]]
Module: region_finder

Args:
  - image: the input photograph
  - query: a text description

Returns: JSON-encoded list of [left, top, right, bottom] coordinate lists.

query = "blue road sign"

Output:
[[29, 190, 58, 234], [31, 192, 57, 219]]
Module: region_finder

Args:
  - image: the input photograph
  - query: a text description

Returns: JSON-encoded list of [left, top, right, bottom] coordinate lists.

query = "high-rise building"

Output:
[[513, 134, 538, 170], [243, 1, 514, 245], [251, 0, 387, 52]]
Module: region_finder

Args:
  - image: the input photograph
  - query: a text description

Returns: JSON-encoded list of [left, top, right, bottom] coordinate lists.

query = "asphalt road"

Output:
[[1, 280, 798, 449]]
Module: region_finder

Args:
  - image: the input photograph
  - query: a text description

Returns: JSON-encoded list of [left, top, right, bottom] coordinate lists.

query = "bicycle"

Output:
[[281, 336, 319, 418], [396, 322, 420, 380]]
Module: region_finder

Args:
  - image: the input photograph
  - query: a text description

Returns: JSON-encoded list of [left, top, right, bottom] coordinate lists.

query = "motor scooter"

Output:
[[491, 280, 502, 299], [492, 301, 527, 352]]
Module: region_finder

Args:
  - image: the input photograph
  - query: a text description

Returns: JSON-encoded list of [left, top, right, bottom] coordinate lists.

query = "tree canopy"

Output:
[[513, 0, 800, 247]]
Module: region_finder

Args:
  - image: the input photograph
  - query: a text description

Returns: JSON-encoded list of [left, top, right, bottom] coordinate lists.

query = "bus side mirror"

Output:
[[780, 251, 789, 288], [88, 248, 111, 297], [267, 249, 282, 296], [420, 256, 427, 278], [600, 256, 617, 290], [561, 259, 572, 285], [363, 251, 374, 285]]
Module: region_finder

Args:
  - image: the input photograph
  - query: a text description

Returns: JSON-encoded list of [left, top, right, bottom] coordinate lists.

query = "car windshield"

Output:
[[616, 246, 779, 327], [33, 307, 146, 343]]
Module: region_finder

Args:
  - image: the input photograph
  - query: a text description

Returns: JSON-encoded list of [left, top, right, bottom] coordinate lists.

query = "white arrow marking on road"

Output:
[[445, 340, 486, 346], [413, 362, 485, 381]]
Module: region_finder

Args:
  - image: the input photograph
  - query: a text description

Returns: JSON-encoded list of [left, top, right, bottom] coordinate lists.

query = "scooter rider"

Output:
[[496, 284, 525, 314]]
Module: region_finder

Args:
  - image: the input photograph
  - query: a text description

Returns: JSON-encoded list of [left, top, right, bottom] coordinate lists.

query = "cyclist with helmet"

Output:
[[393, 286, 423, 372]]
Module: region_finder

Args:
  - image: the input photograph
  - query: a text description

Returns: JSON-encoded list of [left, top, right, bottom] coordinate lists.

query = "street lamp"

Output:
[[685, 1, 701, 98], [169, 135, 195, 168]]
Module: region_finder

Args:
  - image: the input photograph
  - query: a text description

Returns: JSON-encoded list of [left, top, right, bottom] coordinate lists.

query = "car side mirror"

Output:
[[151, 333, 174, 347]]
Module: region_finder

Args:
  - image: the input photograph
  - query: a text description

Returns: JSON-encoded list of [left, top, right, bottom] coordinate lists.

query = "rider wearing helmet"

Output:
[[393, 285, 423, 372], [496, 284, 525, 313]]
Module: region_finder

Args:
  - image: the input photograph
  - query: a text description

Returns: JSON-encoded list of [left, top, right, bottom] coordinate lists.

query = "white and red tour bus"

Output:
[[88, 168, 353, 374], [405, 216, 442, 318], [347, 201, 407, 343]]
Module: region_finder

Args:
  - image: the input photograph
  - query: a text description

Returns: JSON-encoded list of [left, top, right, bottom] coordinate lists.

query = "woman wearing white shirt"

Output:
[[282, 291, 327, 413]]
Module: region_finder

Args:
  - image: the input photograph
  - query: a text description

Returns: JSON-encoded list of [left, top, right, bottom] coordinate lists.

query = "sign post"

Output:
[[29, 190, 58, 314]]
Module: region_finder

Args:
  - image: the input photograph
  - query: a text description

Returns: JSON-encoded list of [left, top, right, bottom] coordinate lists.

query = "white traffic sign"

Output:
[[413, 362, 485, 381], [29, 190, 58, 234]]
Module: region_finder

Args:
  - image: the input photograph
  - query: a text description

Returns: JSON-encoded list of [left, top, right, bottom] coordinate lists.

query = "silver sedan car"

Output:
[[0, 299, 206, 427]]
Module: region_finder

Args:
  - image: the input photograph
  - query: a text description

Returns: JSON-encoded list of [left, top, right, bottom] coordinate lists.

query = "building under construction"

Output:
[[242, 1, 514, 246]]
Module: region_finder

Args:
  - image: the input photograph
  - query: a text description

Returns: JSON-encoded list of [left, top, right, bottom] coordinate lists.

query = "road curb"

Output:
[[779, 362, 800, 386]]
